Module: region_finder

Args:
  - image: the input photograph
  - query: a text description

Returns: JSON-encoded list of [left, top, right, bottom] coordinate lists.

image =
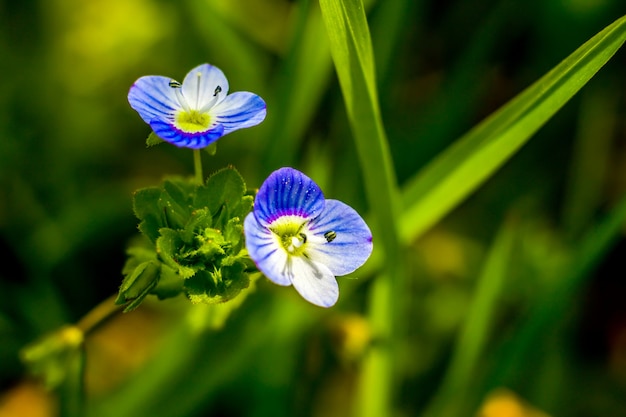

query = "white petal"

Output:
[[182, 64, 229, 110], [288, 257, 338, 307]]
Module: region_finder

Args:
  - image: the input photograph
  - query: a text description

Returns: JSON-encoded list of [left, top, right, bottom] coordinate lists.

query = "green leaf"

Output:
[[195, 167, 247, 218], [192, 228, 226, 259], [153, 264, 185, 300], [146, 131, 165, 147], [133, 187, 163, 242], [180, 208, 213, 244], [116, 260, 160, 304], [121, 242, 157, 276], [400, 14, 626, 243], [159, 179, 193, 229], [231, 195, 253, 222], [319, 3, 402, 417], [156, 228, 196, 279], [185, 263, 250, 305], [133, 187, 162, 219], [224, 217, 244, 252], [319, 0, 401, 255], [203, 142, 217, 156]]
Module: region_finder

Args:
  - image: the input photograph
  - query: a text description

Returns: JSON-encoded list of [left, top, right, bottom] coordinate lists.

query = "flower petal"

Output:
[[306, 199, 373, 276], [253, 168, 326, 225], [182, 64, 229, 110], [149, 119, 225, 149], [288, 257, 338, 307], [128, 75, 181, 124], [244, 212, 291, 286], [212, 92, 267, 135]]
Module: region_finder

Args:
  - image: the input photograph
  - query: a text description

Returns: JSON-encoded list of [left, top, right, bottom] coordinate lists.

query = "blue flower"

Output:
[[128, 63, 266, 149], [244, 167, 373, 307]]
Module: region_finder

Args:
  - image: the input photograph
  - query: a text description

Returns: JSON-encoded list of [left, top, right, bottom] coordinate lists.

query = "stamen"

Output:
[[324, 231, 337, 242], [173, 88, 191, 112]]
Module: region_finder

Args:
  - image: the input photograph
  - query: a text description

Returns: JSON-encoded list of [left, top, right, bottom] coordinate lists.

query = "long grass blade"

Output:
[[400, 14, 626, 243]]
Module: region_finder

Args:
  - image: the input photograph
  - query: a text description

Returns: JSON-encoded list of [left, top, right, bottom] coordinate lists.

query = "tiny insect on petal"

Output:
[[244, 167, 373, 307]]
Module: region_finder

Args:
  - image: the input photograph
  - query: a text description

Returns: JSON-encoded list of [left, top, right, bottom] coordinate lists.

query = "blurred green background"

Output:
[[1, 0, 626, 416]]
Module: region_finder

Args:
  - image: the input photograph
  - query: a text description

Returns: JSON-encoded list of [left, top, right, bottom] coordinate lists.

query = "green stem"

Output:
[[77, 294, 124, 336], [194, 149, 204, 185]]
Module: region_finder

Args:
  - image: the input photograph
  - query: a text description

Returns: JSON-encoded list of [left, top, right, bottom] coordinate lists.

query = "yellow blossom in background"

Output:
[[477, 389, 552, 417], [45, 0, 174, 95]]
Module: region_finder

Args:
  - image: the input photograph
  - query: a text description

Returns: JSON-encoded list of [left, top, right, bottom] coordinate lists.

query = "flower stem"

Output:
[[194, 149, 204, 185], [77, 294, 124, 336]]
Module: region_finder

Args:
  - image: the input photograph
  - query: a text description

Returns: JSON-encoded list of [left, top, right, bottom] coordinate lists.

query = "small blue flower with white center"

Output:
[[244, 167, 373, 307], [128, 63, 266, 149]]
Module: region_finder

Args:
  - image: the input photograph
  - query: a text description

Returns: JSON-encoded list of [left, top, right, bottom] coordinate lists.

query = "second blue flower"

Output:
[[128, 63, 266, 149]]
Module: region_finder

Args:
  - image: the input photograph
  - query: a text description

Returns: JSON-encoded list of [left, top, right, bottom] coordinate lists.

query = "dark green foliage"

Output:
[[116, 167, 254, 312]]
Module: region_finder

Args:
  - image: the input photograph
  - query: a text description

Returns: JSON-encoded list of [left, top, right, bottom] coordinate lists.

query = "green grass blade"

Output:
[[319, 1, 402, 416], [319, 0, 401, 262], [400, 14, 626, 243]]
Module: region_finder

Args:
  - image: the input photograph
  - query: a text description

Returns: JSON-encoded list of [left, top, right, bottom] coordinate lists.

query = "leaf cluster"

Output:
[[116, 167, 255, 312]]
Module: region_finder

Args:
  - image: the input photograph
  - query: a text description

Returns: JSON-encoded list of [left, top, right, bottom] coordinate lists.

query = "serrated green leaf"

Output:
[[224, 217, 243, 251], [195, 167, 246, 217], [156, 228, 196, 279], [133, 187, 166, 242], [184, 270, 219, 303], [193, 228, 226, 259], [138, 215, 162, 244], [153, 264, 185, 300], [185, 264, 249, 305], [181, 208, 213, 244], [159, 180, 193, 229], [133, 187, 162, 220], [163, 179, 194, 208], [231, 195, 254, 222]]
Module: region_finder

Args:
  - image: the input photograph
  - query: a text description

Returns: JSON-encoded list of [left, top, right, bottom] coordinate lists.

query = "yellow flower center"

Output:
[[270, 216, 309, 257], [175, 110, 211, 133]]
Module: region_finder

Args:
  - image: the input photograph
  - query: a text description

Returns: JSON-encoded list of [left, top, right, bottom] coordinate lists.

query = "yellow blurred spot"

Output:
[[47, 0, 174, 94], [328, 314, 371, 363], [477, 388, 552, 417], [0, 381, 57, 417], [416, 229, 477, 281], [59, 326, 84, 347], [83, 302, 172, 396]]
